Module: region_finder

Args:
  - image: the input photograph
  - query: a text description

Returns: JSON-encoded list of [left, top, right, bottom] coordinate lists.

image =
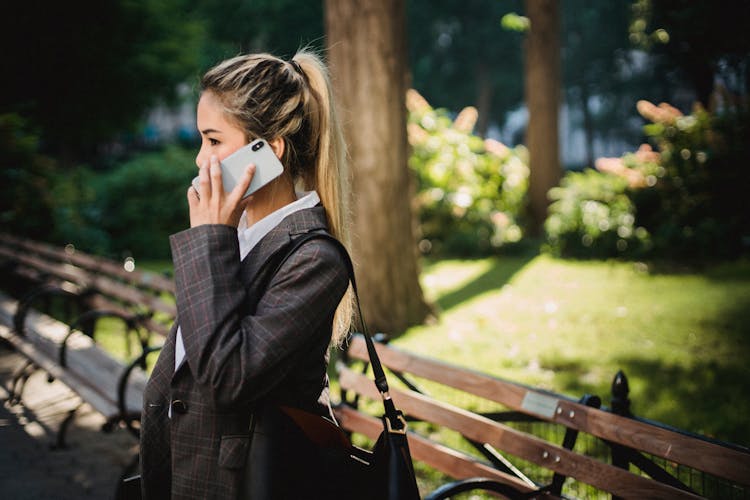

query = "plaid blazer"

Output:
[[140, 206, 349, 499]]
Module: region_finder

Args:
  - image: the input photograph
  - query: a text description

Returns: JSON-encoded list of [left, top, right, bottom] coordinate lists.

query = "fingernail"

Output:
[[210, 155, 218, 163]]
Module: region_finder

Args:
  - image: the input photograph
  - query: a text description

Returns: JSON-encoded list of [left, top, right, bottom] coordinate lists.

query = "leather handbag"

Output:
[[242, 231, 421, 500]]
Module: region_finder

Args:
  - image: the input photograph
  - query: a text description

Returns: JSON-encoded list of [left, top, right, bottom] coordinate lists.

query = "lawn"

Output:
[[393, 254, 750, 448]]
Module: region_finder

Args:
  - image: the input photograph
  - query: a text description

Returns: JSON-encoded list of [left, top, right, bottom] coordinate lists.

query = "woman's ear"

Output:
[[268, 137, 285, 160]]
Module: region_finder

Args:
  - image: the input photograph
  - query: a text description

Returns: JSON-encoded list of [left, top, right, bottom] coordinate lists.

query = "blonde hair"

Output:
[[201, 50, 352, 345]]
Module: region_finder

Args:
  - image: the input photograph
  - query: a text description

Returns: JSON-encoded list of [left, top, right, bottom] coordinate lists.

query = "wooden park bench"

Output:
[[0, 232, 175, 341], [0, 234, 171, 495], [335, 334, 750, 499]]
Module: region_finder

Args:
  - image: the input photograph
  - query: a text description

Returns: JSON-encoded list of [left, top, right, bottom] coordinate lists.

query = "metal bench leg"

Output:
[[548, 394, 601, 495], [51, 403, 83, 450], [8, 360, 36, 405]]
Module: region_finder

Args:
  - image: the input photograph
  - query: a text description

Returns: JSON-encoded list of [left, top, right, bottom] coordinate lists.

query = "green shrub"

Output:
[[633, 102, 750, 259], [51, 166, 112, 255], [407, 90, 529, 257], [545, 169, 651, 258], [93, 146, 196, 259], [545, 100, 750, 259], [52, 146, 195, 260], [0, 113, 57, 239]]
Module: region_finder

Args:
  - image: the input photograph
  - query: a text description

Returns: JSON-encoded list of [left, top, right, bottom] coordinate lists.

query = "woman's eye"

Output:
[[209, 138, 219, 146]]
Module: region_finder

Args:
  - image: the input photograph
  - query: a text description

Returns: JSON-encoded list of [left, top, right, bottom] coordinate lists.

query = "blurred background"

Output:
[[1, 0, 749, 450]]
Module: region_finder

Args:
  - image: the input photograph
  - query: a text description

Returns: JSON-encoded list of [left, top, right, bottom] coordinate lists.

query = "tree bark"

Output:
[[580, 84, 595, 169], [524, 0, 562, 234], [475, 63, 494, 138], [325, 0, 430, 335]]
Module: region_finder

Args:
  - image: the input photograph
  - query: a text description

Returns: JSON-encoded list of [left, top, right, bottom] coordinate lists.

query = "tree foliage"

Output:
[[185, 0, 324, 69], [630, 0, 750, 107], [408, 0, 524, 137], [0, 114, 57, 240], [0, 0, 203, 163]]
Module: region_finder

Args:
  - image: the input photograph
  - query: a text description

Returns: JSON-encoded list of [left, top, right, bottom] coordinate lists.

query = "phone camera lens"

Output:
[[252, 141, 264, 151]]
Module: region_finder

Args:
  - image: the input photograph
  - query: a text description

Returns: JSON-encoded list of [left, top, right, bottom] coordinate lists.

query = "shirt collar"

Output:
[[237, 191, 320, 260]]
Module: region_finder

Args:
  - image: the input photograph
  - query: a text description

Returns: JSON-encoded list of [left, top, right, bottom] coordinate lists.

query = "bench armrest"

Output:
[[14, 283, 81, 336], [60, 309, 140, 367], [117, 344, 163, 438], [424, 477, 532, 500]]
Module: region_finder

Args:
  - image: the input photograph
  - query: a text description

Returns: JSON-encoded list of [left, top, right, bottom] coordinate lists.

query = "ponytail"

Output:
[[292, 51, 349, 249], [293, 50, 353, 345]]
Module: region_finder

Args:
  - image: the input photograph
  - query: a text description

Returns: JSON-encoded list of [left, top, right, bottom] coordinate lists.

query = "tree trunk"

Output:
[[325, 0, 430, 335], [475, 63, 494, 138], [580, 84, 595, 168], [524, 0, 561, 234]]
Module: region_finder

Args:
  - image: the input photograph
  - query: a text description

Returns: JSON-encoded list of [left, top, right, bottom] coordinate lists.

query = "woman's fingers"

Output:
[[198, 159, 211, 200], [187, 185, 199, 205], [209, 155, 223, 206], [190, 155, 253, 227]]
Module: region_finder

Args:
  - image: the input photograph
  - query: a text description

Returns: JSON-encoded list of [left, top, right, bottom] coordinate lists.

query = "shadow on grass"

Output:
[[613, 357, 750, 448], [543, 291, 750, 447], [433, 254, 535, 313], [540, 355, 750, 448]]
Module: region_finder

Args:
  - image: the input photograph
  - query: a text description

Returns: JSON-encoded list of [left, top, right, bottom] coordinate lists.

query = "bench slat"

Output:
[[0, 292, 146, 414], [0, 247, 176, 317], [346, 336, 750, 486], [0, 233, 174, 293], [1, 324, 120, 417], [339, 366, 702, 499]]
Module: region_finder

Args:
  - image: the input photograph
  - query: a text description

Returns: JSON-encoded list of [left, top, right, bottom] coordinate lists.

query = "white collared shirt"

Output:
[[173, 191, 321, 374]]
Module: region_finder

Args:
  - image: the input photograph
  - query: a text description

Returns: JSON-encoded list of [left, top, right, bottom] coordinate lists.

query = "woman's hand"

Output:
[[188, 155, 255, 228]]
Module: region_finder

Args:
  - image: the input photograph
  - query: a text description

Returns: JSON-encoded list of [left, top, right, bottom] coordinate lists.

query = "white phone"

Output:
[[192, 138, 284, 199]]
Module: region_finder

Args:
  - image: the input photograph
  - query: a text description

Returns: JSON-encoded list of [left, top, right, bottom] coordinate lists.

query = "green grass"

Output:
[[395, 254, 750, 447]]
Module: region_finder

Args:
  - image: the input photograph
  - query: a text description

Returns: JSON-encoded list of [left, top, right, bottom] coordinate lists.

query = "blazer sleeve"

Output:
[[169, 224, 349, 410]]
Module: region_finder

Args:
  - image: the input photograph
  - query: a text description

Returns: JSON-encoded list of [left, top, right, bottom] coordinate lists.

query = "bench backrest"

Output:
[[336, 335, 750, 498], [0, 233, 175, 336]]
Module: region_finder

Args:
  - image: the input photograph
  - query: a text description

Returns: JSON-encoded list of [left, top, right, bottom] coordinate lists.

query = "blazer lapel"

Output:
[[240, 205, 329, 292]]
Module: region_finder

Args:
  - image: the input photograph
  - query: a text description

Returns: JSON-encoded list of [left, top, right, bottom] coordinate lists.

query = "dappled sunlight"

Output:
[[420, 253, 536, 313]]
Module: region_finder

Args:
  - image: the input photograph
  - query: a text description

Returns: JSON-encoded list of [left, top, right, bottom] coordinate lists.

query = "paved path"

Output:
[[0, 342, 137, 499]]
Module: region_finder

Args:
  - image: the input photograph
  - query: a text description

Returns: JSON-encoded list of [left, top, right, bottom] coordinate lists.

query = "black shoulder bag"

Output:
[[241, 231, 421, 500]]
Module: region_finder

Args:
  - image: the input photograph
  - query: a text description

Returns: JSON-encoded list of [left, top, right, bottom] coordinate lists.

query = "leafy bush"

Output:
[[0, 113, 57, 239], [545, 100, 750, 259], [51, 166, 112, 255], [407, 90, 529, 257], [545, 169, 651, 258], [633, 101, 750, 259], [52, 146, 196, 259], [93, 146, 196, 259]]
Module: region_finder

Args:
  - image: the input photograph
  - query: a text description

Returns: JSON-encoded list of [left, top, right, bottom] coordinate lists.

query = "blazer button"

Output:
[[171, 399, 188, 414]]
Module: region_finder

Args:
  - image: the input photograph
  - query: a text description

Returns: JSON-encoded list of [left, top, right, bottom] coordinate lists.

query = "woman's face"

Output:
[[195, 91, 247, 168]]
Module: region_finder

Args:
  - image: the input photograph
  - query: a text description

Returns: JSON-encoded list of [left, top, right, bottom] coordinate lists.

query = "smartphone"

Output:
[[192, 138, 284, 199]]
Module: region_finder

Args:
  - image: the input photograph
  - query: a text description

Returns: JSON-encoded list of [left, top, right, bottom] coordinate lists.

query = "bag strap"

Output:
[[262, 230, 405, 430]]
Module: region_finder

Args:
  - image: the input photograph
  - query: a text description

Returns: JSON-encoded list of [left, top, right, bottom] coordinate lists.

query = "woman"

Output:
[[139, 50, 352, 499]]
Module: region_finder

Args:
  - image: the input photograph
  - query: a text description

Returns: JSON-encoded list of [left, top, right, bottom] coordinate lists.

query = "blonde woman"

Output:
[[139, 51, 352, 499]]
